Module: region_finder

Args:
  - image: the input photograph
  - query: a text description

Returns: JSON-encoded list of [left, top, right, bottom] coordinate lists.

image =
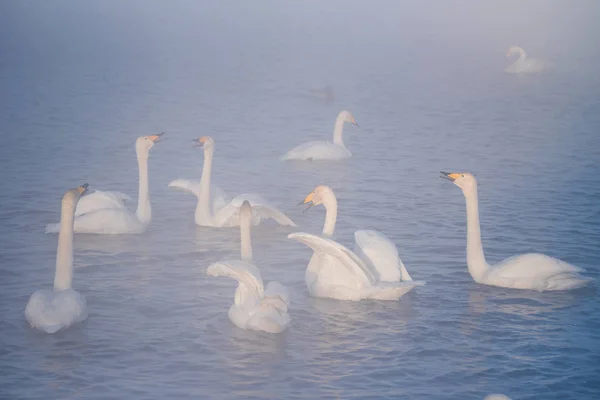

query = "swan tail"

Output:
[[366, 280, 425, 301], [543, 272, 593, 291], [168, 179, 200, 197]]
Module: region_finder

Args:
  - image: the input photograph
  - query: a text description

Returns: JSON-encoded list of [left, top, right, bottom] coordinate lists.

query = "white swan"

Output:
[[207, 201, 291, 333], [281, 110, 358, 161], [505, 46, 545, 74], [46, 133, 164, 234], [441, 171, 592, 291], [168, 136, 296, 228], [288, 185, 424, 301], [26, 184, 89, 333]]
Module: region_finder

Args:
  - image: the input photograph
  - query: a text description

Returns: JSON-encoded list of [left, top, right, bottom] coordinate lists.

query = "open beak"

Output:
[[352, 118, 359, 128], [297, 192, 315, 213], [148, 132, 165, 143], [77, 183, 89, 196], [440, 171, 461, 182]]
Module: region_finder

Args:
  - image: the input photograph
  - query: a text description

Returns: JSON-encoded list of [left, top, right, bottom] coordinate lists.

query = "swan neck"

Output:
[[240, 213, 253, 262], [333, 116, 346, 147], [196, 147, 214, 224], [464, 185, 488, 281], [135, 149, 151, 223], [322, 193, 338, 237], [54, 198, 75, 291]]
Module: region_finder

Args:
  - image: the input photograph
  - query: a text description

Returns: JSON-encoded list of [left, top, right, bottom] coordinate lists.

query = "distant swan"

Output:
[[26, 184, 89, 333], [168, 136, 295, 227], [207, 201, 291, 333], [505, 46, 545, 74], [441, 171, 592, 291], [288, 185, 424, 301], [46, 133, 164, 234], [281, 110, 358, 161]]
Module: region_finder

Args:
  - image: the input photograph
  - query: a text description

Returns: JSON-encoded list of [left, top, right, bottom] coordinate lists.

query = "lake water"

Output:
[[1, 1, 599, 399]]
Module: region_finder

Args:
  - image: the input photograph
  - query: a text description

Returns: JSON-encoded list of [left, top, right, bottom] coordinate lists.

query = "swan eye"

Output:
[[461, 174, 465, 177]]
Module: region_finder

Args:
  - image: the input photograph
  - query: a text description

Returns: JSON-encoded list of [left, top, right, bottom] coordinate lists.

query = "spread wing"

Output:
[[214, 194, 296, 227], [207, 260, 265, 306], [288, 232, 377, 287]]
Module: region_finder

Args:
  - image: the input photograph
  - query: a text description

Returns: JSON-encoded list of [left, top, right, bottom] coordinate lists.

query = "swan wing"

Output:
[[487, 253, 591, 291], [214, 194, 296, 227], [281, 141, 351, 161], [74, 190, 130, 217], [25, 289, 88, 333], [207, 260, 265, 304], [354, 230, 408, 282], [72, 208, 145, 234], [264, 281, 290, 312], [288, 232, 377, 286], [168, 179, 201, 196]]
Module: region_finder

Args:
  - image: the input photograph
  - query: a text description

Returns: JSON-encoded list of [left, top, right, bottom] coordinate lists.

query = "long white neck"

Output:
[[135, 150, 151, 224], [54, 198, 76, 291], [332, 114, 346, 147], [240, 212, 253, 262], [322, 192, 338, 237], [196, 147, 214, 225], [463, 185, 489, 282]]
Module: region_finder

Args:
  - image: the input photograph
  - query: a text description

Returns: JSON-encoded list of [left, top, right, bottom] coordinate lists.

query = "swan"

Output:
[[281, 110, 358, 161], [441, 171, 592, 291], [288, 185, 424, 301], [206, 201, 291, 333], [168, 136, 296, 228], [25, 184, 89, 333], [46, 133, 164, 234], [505, 46, 545, 74]]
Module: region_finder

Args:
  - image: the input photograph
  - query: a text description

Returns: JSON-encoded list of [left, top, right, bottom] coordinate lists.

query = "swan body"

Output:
[[168, 136, 295, 227], [281, 110, 358, 161], [289, 186, 424, 301], [505, 46, 545, 74], [441, 172, 592, 291], [26, 184, 89, 333], [46, 133, 164, 234], [207, 201, 290, 333], [74, 190, 130, 217]]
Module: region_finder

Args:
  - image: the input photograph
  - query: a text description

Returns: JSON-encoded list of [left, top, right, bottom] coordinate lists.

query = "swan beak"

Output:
[[148, 132, 165, 143], [192, 136, 208, 148], [297, 192, 315, 213], [77, 183, 89, 196], [440, 171, 460, 182], [351, 118, 359, 127]]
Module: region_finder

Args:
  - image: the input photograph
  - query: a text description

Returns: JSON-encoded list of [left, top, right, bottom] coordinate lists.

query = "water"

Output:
[[1, 1, 600, 399]]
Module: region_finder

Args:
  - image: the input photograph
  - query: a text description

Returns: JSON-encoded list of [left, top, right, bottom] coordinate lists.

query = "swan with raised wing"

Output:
[[441, 171, 592, 291], [26, 184, 89, 333], [505, 46, 545, 74], [288, 185, 424, 301], [281, 110, 358, 161], [207, 201, 291, 333], [169, 136, 295, 227], [46, 133, 164, 234]]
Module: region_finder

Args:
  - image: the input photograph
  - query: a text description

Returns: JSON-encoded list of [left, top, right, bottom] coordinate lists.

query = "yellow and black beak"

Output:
[[148, 132, 165, 143], [192, 136, 208, 148], [351, 117, 359, 127], [77, 183, 89, 196], [297, 191, 315, 213], [440, 171, 461, 182]]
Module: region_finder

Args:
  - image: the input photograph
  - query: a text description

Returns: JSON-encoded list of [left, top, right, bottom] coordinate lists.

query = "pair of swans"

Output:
[[26, 184, 89, 333], [207, 201, 291, 333], [441, 172, 591, 291], [46, 133, 165, 234], [289, 185, 425, 301], [281, 110, 359, 161], [505, 46, 546, 74], [169, 136, 296, 227]]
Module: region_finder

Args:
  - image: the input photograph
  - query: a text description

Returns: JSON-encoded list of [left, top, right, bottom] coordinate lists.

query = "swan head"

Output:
[[136, 132, 165, 153], [298, 185, 335, 212], [240, 200, 252, 220], [506, 46, 525, 59], [339, 110, 359, 127], [440, 171, 477, 192], [63, 183, 89, 205], [193, 136, 215, 150]]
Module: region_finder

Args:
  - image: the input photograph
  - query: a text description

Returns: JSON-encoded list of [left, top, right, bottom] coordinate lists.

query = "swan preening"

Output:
[[46, 133, 165, 234], [207, 201, 291, 333], [281, 110, 358, 161], [26, 184, 89, 333], [441, 172, 592, 291], [505, 46, 545, 74], [288, 185, 424, 301], [168, 136, 296, 227]]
